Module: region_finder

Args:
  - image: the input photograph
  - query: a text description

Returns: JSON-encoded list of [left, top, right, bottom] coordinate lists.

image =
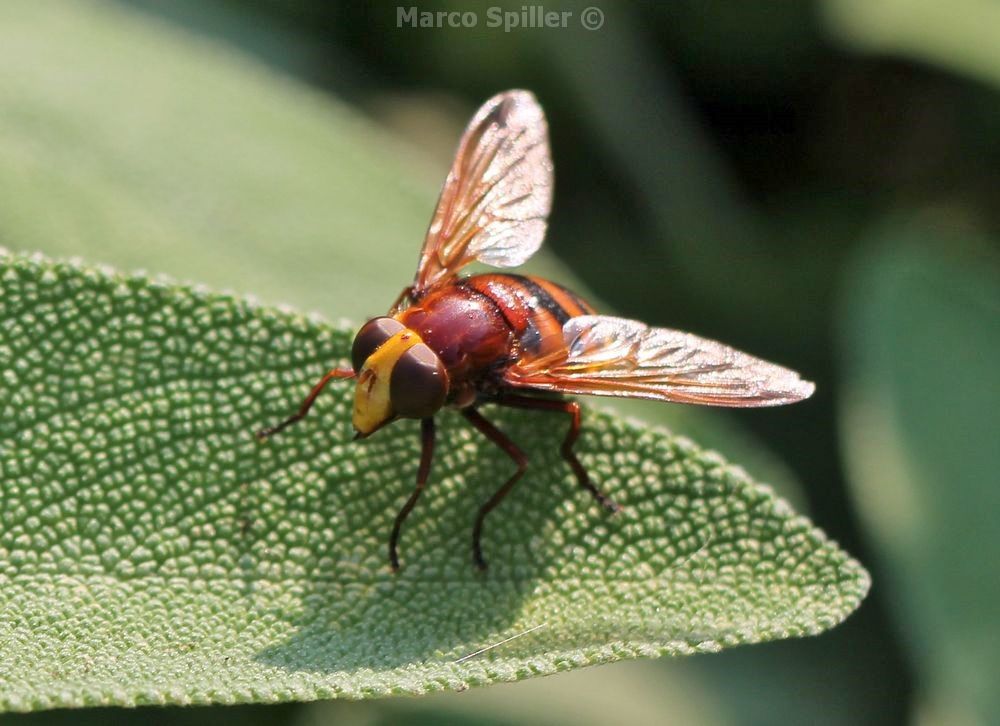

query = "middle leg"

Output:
[[462, 408, 528, 571]]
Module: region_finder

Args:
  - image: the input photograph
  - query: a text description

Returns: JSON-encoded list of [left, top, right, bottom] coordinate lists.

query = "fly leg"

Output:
[[255, 367, 355, 439], [496, 394, 620, 513], [462, 408, 528, 571], [389, 417, 436, 572], [388, 286, 416, 315]]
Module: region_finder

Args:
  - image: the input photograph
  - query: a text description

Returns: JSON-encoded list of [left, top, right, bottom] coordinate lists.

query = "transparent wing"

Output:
[[505, 315, 816, 407], [412, 90, 553, 296]]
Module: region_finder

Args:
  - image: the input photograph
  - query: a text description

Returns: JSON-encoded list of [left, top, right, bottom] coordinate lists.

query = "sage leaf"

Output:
[[0, 251, 869, 711]]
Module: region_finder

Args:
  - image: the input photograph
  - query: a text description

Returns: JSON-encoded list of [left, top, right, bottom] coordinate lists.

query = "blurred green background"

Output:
[[1, 0, 997, 724]]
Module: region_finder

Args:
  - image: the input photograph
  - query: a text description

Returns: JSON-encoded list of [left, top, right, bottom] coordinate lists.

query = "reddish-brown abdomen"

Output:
[[462, 274, 594, 358]]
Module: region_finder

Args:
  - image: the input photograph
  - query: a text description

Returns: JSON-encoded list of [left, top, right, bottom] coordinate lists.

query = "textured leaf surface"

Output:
[[0, 252, 869, 711]]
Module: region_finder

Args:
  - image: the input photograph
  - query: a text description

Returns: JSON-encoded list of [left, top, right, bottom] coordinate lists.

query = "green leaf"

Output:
[[0, 251, 869, 711], [0, 0, 432, 321], [838, 229, 1000, 724]]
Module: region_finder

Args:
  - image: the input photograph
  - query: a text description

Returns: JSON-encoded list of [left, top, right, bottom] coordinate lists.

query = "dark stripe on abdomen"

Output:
[[463, 273, 590, 356], [506, 275, 572, 326], [524, 275, 595, 318]]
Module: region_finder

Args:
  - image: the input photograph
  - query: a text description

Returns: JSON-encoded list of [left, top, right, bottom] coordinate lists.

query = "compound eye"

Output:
[[351, 317, 405, 374], [390, 343, 449, 419]]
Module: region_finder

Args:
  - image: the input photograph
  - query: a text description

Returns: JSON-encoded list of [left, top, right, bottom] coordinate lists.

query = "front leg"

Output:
[[256, 367, 355, 439], [389, 417, 436, 572]]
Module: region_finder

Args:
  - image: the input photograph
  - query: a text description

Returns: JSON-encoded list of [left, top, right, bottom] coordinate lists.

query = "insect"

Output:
[[257, 90, 814, 572]]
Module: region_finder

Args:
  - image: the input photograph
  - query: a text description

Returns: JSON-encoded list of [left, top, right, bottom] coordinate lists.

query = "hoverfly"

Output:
[[257, 90, 814, 572]]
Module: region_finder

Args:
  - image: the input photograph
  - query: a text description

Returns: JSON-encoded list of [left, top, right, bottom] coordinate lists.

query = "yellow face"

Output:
[[351, 322, 450, 436], [352, 329, 422, 436]]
